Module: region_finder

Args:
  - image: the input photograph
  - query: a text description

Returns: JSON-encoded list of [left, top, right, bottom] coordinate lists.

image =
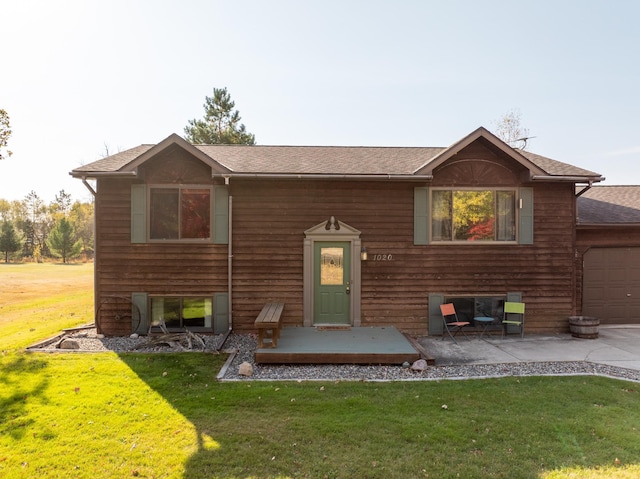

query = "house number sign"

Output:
[[371, 254, 393, 261]]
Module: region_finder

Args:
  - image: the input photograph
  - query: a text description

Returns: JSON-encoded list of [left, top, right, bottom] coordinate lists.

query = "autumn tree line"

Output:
[[0, 190, 93, 263]]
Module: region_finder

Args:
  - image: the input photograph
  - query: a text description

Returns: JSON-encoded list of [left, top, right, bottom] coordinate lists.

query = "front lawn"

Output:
[[2, 263, 640, 478]]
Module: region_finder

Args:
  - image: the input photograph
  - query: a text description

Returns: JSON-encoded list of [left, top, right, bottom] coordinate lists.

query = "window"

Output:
[[431, 189, 516, 242], [150, 296, 213, 330], [149, 186, 211, 240], [447, 296, 505, 322]]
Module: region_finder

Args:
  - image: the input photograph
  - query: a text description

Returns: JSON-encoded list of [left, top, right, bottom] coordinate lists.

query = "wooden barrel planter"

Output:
[[568, 316, 600, 339]]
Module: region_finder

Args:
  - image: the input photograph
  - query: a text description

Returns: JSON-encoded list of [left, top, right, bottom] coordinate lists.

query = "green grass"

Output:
[[0, 262, 94, 351], [2, 263, 640, 478]]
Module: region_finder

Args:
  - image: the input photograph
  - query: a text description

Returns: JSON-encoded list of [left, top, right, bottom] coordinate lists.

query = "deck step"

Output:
[[255, 327, 419, 365]]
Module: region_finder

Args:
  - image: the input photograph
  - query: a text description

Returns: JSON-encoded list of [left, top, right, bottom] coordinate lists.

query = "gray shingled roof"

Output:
[[71, 144, 447, 175], [199, 145, 445, 175], [518, 151, 601, 177], [577, 186, 640, 224], [73, 144, 155, 173], [70, 132, 602, 179]]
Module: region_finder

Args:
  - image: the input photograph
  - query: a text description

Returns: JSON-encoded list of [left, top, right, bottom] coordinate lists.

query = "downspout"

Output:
[[228, 181, 233, 332], [218, 176, 233, 350], [82, 178, 97, 196], [575, 181, 594, 198]]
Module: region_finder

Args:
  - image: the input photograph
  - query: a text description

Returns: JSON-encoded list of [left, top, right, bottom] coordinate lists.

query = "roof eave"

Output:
[[531, 175, 605, 183], [70, 171, 138, 179], [577, 222, 640, 228], [213, 173, 434, 181]]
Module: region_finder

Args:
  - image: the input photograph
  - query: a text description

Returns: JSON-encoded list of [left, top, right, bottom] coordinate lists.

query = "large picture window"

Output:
[[431, 189, 516, 242], [149, 186, 211, 240]]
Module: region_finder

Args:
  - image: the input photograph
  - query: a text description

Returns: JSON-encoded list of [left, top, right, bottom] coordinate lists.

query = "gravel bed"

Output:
[[30, 328, 640, 383]]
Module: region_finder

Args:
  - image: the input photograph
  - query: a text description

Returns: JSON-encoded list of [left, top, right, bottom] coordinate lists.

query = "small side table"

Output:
[[474, 317, 494, 338]]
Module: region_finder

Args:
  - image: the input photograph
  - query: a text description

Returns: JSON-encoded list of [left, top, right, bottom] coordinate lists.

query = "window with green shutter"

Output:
[[414, 187, 533, 245], [131, 184, 229, 244]]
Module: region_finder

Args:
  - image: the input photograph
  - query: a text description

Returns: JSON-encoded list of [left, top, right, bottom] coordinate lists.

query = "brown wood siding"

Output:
[[93, 170, 578, 335], [94, 178, 228, 335], [229, 179, 577, 335]]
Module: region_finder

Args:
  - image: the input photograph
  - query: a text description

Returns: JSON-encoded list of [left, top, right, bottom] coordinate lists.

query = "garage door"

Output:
[[583, 247, 640, 324]]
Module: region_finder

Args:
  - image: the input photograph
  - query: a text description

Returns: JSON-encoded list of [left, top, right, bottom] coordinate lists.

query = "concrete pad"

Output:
[[417, 326, 640, 371]]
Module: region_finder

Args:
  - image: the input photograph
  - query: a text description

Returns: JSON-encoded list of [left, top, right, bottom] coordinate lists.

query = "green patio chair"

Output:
[[502, 301, 525, 338]]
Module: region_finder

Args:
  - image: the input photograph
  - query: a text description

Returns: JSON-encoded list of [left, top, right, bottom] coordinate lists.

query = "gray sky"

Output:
[[2, 0, 639, 202]]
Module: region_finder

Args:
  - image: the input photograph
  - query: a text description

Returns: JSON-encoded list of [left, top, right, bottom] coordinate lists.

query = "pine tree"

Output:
[[184, 87, 256, 145], [46, 218, 82, 263], [0, 220, 22, 263]]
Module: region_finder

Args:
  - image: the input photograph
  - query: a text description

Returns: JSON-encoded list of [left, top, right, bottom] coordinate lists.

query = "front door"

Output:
[[314, 241, 351, 325]]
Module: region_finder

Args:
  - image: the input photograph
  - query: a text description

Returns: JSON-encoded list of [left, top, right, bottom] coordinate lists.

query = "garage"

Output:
[[583, 247, 640, 324]]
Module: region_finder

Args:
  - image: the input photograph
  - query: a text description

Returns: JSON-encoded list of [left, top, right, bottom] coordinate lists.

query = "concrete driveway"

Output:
[[417, 325, 640, 371]]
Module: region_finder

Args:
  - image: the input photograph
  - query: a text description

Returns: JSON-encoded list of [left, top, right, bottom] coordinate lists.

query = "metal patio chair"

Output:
[[440, 303, 470, 343], [502, 301, 525, 338]]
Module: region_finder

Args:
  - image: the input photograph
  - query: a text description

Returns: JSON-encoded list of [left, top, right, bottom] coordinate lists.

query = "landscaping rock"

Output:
[[410, 359, 428, 371], [58, 339, 80, 350], [238, 361, 253, 376]]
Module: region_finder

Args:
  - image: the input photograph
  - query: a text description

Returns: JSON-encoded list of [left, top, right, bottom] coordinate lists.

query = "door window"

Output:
[[320, 247, 344, 285]]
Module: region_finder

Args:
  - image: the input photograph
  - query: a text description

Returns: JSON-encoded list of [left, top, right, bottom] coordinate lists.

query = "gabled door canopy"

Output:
[[304, 216, 362, 239]]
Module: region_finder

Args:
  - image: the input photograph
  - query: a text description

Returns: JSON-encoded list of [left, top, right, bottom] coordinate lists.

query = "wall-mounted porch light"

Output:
[[360, 247, 368, 261]]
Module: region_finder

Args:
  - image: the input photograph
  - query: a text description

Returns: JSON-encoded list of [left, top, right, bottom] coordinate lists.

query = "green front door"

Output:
[[314, 241, 351, 325]]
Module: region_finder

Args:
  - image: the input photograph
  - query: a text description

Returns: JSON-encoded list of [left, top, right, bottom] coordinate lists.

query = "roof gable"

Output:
[[413, 127, 546, 178], [120, 133, 231, 175]]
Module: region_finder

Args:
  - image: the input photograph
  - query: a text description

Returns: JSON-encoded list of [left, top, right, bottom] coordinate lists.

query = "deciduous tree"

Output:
[[492, 109, 531, 150], [0, 108, 11, 160], [21, 191, 50, 258], [53, 190, 73, 217], [69, 200, 94, 259], [184, 87, 256, 145]]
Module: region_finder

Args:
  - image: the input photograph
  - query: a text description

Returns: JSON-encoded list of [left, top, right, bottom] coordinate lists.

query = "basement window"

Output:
[[150, 296, 213, 330]]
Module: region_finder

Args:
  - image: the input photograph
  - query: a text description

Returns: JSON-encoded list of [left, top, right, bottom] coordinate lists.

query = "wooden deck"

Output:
[[254, 326, 421, 365]]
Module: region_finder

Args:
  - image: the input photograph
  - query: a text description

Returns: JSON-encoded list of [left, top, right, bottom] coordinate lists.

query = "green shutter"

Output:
[[213, 292, 229, 334], [131, 184, 147, 243], [428, 293, 445, 336], [213, 186, 229, 244], [414, 187, 430, 245], [131, 292, 148, 334], [519, 187, 533, 245]]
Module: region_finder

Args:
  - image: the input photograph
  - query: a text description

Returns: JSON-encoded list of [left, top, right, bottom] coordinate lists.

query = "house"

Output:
[[576, 186, 640, 323], [71, 127, 608, 337]]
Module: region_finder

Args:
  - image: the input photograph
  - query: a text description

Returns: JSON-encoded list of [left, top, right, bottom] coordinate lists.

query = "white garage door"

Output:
[[583, 247, 640, 324]]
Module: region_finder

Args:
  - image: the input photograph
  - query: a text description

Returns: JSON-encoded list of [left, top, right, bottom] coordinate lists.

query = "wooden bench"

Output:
[[254, 303, 284, 348]]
